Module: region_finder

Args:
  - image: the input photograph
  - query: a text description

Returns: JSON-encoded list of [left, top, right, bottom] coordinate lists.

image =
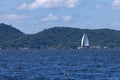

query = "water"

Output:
[[0, 49, 120, 80]]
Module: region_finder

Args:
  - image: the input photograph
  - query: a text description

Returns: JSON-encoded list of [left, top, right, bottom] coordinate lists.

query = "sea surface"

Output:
[[0, 49, 120, 80]]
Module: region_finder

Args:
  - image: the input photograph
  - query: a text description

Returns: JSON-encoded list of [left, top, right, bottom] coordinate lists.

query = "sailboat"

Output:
[[81, 33, 89, 48], [78, 33, 90, 49]]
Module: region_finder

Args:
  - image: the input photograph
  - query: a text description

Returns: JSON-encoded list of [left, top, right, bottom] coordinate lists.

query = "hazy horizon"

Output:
[[0, 0, 120, 34]]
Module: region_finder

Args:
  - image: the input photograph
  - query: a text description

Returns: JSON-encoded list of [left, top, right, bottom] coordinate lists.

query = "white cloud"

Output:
[[18, 0, 80, 10], [41, 14, 58, 22], [66, 0, 80, 8], [0, 14, 28, 20], [113, 0, 120, 9], [63, 15, 72, 21]]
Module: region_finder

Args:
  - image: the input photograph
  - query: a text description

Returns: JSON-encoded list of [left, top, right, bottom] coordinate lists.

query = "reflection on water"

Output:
[[0, 49, 120, 80]]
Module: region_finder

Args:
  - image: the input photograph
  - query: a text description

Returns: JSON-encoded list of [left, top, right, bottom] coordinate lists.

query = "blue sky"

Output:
[[0, 0, 120, 34]]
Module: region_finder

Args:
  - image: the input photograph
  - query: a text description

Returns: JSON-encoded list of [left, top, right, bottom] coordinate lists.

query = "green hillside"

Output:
[[0, 23, 25, 48], [0, 23, 24, 41], [0, 23, 120, 49]]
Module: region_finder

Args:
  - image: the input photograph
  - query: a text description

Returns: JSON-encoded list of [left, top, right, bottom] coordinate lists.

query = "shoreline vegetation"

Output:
[[1, 23, 120, 50]]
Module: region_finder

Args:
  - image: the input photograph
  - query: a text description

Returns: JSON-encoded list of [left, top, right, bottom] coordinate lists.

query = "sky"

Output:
[[0, 0, 120, 34]]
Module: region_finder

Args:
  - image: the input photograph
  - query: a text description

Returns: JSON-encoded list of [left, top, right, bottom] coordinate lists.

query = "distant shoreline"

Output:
[[1, 47, 120, 51]]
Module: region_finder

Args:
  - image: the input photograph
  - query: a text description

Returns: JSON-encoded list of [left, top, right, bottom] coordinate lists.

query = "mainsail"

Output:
[[81, 33, 89, 48]]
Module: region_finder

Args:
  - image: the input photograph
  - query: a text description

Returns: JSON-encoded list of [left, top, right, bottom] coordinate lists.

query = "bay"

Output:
[[0, 49, 120, 80]]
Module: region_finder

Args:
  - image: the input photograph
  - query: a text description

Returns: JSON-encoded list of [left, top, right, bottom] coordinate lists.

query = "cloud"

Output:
[[63, 15, 72, 21], [94, 0, 120, 10], [0, 14, 28, 20], [66, 0, 80, 8], [18, 0, 80, 10], [113, 0, 120, 9], [41, 14, 58, 22]]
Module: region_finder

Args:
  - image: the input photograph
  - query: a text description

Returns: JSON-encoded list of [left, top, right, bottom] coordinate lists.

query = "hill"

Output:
[[0, 23, 120, 49], [0, 23, 25, 48], [4, 27, 120, 49]]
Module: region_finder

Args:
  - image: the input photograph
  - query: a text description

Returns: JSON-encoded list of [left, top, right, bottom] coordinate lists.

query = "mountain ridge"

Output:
[[0, 23, 24, 43], [0, 23, 120, 49]]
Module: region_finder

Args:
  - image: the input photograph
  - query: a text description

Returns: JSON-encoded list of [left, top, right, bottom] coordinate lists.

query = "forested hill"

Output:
[[0, 23, 120, 49], [0, 23, 24, 43], [0, 23, 25, 48]]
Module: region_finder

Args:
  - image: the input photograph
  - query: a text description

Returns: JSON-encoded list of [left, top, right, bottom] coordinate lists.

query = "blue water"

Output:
[[0, 49, 120, 80]]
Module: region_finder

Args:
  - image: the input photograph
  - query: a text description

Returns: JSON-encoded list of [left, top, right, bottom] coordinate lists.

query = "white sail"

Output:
[[81, 33, 89, 48]]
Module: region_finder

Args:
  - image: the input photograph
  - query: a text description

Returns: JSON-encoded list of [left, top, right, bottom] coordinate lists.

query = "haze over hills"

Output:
[[0, 23, 120, 49]]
